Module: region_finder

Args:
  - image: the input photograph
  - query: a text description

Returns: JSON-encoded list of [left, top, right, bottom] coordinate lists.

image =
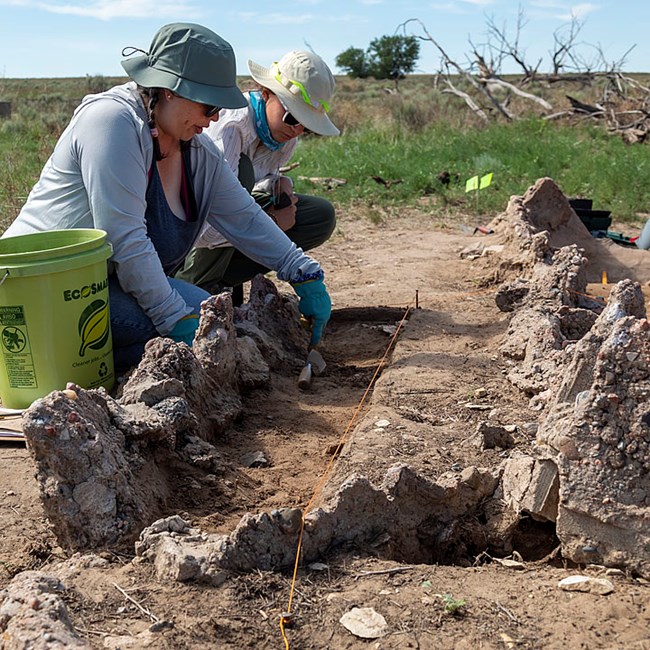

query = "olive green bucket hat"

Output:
[[121, 23, 247, 109]]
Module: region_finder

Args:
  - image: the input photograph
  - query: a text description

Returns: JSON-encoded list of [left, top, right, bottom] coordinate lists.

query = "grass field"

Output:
[[0, 73, 648, 233]]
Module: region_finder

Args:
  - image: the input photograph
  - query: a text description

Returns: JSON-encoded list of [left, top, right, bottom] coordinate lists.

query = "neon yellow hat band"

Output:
[[272, 62, 330, 113]]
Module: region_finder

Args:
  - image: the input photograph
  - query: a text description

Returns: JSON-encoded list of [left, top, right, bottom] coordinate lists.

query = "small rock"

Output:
[[271, 507, 302, 534], [605, 568, 625, 577], [6, 490, 16, 496], [494, 558, 525, 570], [474, 387, 488, 398], [374, 419, 390, 428], [558, 575, 614, 595], [626, 351, 639, 362], [308, 562, 329, 571], [523, 422, 538, 436], [340, 607, 388, 639], [241, 451, 270, 468], [473, 422, 514, 450]]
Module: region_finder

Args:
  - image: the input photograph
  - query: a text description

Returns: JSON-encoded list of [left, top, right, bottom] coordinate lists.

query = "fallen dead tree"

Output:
[[400, 16, 649, 142]]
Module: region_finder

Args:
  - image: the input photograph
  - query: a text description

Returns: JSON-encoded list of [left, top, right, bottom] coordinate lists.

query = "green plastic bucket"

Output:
[[0, 229, 114, 408]]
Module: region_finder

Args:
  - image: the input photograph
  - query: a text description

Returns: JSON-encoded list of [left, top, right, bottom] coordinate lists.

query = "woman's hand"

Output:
[[267, 177, 298, 231], [291, 276, 331, 346], [169, 314, 199, 346], [267, 198, 297, 231]]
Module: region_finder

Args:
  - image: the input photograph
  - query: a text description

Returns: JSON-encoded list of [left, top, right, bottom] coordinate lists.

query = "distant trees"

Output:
[[335, 47, 370, 79], [336, 35, 420, 85]]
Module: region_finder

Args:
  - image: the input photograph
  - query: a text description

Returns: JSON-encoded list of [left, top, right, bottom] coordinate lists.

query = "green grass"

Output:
[[290, 118, 650, 222], [0, 75, 649, 232]]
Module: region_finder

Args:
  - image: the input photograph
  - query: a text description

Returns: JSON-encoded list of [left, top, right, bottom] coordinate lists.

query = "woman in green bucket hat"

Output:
[[3, 23, 331, 369]]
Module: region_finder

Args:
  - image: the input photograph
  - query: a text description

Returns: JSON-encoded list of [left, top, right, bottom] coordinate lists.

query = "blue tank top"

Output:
[[145, 151, 202, 276]]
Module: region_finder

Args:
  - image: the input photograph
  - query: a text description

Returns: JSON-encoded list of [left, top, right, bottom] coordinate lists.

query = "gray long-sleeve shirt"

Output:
[[3, 83, 321, 335]]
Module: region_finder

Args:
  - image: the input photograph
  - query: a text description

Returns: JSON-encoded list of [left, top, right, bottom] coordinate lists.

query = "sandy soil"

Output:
[[1, 207, 650, 649]]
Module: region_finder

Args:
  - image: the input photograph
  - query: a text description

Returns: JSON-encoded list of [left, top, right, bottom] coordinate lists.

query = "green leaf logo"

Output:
[[78, 299, 110, 357]]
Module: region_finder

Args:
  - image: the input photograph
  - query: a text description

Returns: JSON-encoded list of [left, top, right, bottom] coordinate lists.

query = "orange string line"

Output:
[[279, 300, 415, 648]]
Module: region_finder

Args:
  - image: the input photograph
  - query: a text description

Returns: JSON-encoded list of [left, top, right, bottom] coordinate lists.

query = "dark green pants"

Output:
[[176, 193, 336, 293]]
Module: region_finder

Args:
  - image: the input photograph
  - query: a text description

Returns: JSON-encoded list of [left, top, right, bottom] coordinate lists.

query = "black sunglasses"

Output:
[[204, 104, 221, 118], [282, 110, 301, 127]]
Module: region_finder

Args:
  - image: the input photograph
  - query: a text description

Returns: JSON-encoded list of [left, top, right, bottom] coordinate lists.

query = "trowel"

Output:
[[298, 348, 327, 390]]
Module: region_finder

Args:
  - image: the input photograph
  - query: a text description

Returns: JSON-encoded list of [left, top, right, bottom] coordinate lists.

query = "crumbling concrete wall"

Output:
[[493, 177, 650, 577], [491, 179, 604, 399], [537, 280, 650, 575], [21, 277, 308, 552], [135, 464, 500, 582]]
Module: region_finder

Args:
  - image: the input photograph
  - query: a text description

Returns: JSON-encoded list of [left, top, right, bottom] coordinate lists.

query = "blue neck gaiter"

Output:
[[250, 91, 284, 152]]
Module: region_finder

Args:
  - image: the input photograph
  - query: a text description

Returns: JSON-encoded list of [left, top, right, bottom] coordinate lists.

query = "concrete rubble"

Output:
[[491, 177, 650, 576], [134, 464, 500, 583], [21, 276, 307, 551], [0, 571, 91, 650], [7, 173, 649, 650]]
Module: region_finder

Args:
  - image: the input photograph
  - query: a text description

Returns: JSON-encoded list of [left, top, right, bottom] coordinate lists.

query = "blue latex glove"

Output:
[[292, 277, 331, 346], [169, 314, 199, 346]]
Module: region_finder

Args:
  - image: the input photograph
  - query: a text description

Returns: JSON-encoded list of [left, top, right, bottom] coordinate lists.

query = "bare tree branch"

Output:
[[485, 78, 553, 110], [399, 18, 514, 120], [442, 80, 489, 121]]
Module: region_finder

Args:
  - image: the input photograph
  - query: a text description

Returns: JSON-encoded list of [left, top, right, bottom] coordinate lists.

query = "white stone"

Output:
[[558, 575, 614, 595], [340, 607, 388, 639]]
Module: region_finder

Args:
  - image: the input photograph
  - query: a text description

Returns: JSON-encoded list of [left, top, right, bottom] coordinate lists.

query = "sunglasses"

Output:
[[282, 110, 301, 127], [204, 104, 221, 118], [167, 91, 220, 118]]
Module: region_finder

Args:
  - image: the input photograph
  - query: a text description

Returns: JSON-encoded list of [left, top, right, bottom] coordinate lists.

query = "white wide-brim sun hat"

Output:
[[248, 50, 340, 136]]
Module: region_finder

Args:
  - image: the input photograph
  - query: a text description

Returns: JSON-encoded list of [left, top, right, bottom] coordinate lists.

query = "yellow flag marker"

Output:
[[479, 172, 493, 189], [466, 173, 493, 192], [465, 175, 479, 192], [602, 271, 608, 286]]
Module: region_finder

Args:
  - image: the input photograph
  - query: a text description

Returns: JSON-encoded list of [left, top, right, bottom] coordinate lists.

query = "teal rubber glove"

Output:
[[292, 277, 331, 346], [169, 314, 199, 346]]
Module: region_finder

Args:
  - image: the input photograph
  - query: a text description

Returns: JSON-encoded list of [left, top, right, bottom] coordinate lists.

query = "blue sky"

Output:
[[0, 0, 648, 79]]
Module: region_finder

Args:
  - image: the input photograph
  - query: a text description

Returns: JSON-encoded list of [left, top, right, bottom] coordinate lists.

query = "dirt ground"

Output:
[[1, 206, 650, 649]]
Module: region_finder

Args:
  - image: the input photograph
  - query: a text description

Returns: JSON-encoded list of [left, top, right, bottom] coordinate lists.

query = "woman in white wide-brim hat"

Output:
[[3, 27, 331, 369], [177, 50, 339, 306]]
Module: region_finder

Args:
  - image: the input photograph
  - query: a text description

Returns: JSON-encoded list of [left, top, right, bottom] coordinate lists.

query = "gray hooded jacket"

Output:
[[3, 82, 321, 334]]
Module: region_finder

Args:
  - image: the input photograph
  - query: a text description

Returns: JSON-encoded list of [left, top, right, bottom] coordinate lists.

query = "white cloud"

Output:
[[4, 0, 201, 19], [237, 12, 315, 25], [555, 3, 597, 20], [429, 0, 493, 12], [529, 1, 599, 20], [430, 2, 470, 14], [236, 11, 366, 25]]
